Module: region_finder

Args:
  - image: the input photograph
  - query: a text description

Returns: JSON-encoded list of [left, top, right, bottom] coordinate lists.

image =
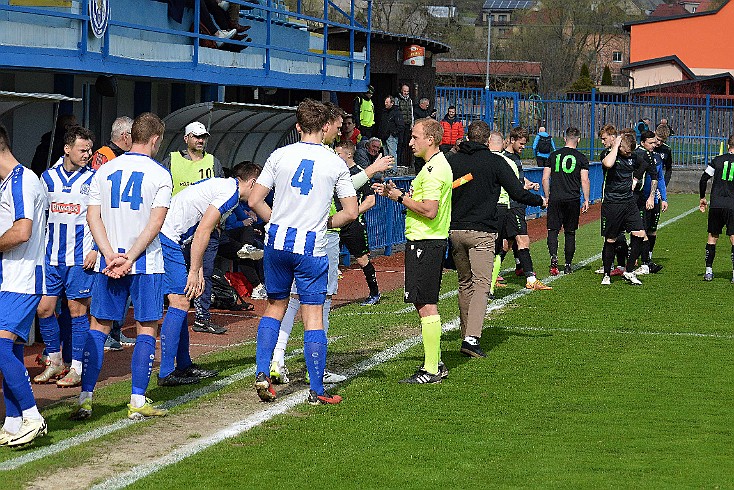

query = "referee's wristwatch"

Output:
[[396, 194, 404, 204]]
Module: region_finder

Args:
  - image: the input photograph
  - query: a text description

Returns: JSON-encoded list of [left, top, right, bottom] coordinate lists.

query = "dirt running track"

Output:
[[6, 203, 602, 412]]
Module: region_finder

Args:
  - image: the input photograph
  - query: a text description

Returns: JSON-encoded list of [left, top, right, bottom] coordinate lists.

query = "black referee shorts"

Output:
[[601, 201, 644, 239], [404, 239, 446, 305], [547, 199, 581, 231], [708, 207, 734, 236], [340, 220, 370, 258]]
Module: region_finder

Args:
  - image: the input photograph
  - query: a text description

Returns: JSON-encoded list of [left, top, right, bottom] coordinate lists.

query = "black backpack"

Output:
[[537, 135, 552, 154], [211, 269, 245, 310]]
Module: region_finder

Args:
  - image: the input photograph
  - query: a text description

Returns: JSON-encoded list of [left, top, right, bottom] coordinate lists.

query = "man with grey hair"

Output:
[[355, 137, 383, 169], [91, 116, 133, 170]]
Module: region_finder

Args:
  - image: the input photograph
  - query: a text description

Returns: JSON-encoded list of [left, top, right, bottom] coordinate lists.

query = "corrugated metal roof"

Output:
[[160, 102, 298, 168]]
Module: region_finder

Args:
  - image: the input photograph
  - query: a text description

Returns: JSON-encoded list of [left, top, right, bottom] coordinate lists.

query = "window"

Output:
[[612, 51, 623, 63], [498, 14, 508, 22]]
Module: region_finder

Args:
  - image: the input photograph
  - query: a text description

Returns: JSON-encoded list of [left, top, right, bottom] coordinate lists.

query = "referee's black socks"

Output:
[[705, 243, 716, 268], [626, 235, 644, 271], [361, 262, 379, 297], [602, 241, 615, 275]]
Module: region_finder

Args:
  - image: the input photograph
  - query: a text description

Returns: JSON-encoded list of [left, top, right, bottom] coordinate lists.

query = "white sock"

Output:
[[22, 406, 42, 421], [79, 391, 93, 404], [463, 335, 478, 344], [706, 266, 713, 274], [526, 275, 537, 285], [275, 297, 300, 351], [49, 351, 62, 364], [130, 394, 146, 408], [71, 360, 83, 374], [272, 347, 285, 367], [323, 297, 332, 337], [2, 416, 22, 434]]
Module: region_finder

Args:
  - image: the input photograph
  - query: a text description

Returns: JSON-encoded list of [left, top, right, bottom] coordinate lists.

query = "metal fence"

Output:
[[435, 87, 734, 169]]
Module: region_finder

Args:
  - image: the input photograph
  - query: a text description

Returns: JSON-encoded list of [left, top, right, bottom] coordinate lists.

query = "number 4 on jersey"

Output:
[[291, 159, 315, 195]]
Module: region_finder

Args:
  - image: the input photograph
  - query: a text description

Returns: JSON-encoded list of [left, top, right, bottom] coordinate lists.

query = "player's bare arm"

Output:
[[329, 195, 358, 229], [0, 218, 31, 251], [186, 205, 221, 300], [247, 183, 272, 223], [602, 136, 622, 168]]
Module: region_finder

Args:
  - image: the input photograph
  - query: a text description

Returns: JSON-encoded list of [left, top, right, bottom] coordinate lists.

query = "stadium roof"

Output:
[[482, 0, 535, 11], [159, 102, 298, 168], [0, 91, 81, 118]]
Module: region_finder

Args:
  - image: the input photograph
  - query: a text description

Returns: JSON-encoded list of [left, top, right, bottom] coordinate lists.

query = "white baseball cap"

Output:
[[185, 121, 209, 137]]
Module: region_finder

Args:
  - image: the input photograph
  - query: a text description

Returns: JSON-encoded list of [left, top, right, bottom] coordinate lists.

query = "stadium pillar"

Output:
[[590, 88, 596, 160]]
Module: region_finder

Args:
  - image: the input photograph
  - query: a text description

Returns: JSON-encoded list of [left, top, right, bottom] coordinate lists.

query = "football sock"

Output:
[[641, 239, 651, 265], [547, 229, 559, 258], [256, 316, 281, 376], [362, 262, 379, 297], [564, 231, 576, 265], [516, 248, 534, 277], [37, 315, 61, 354], [322, 298, 332, 337], [603, 241, 615, 275], [131, 334, 156, 396], [176, 313, 193, 371], [159, 307, 187, 378], [2, 342, 25, 420], [490, 255, 502, 295], [2, 416, 21, 434], [71, 360, 82, 374], [304, 329, 327, 395], [274, 297, 300, 352], [648, 235, 657, 257], [421, 315, 442, 375], [81, 329, 107, 393], [0, 339, 36, 412], [59, 300, 73, 364], [48, 351, 62, 364], [22, 405, 42, 421], [730, 244, 734, 270], [615, 235, 628, 267], [627, 235, 644, 271], [130, 394, 147, 408], [70, 315, 90, 364], [705, 243, 716, 267], [272, 347, 285, 368]]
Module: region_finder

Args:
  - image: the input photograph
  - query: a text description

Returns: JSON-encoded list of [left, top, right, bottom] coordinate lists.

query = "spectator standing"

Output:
[[161, 122, 226, 335], [439, 106, 464, 153], [379, 96, 404, 170], [353, 86, 376, 139], [413, 97, 435, 120], [634, 117, 651, 143], [396, 84, 414, 170], [532, 126, 556, 167], [355, 137, 382, 169]]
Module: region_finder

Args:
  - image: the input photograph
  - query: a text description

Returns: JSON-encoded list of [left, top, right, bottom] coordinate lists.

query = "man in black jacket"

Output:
[[447, 121, 545, 358], [378, 96, 404, 170]]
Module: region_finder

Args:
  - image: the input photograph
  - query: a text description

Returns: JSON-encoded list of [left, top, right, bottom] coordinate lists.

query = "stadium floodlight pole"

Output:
[[485, 13, 491, 90]]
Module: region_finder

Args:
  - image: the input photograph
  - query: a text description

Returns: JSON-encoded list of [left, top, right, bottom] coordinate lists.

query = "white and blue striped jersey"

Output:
[[257, 141, 355, 256], [88, 152, 173, 274], [161, 177, 240, 245], [41, 157, 95, 266], [0, 164, 48, 294]]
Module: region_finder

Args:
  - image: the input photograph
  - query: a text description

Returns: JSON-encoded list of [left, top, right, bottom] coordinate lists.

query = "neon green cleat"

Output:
[[69, 398, 93, 421], [270, 360, 290, 384], [127, 398, 168, 420]]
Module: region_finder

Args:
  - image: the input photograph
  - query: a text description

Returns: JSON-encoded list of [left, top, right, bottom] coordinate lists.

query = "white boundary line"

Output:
[[88, 206, 709, 489], [2, 206, 700, 476]]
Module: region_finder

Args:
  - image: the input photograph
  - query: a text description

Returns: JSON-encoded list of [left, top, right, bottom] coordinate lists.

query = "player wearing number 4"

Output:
[[249, 99, 358, 405], [71, 113, 173, 421], [542, 127, 590, 276]]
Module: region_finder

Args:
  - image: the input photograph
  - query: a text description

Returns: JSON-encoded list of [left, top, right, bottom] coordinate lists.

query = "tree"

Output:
[[601, 65, 613, 86], [494, 0, 640, 94], [569, 63, 595, 92]]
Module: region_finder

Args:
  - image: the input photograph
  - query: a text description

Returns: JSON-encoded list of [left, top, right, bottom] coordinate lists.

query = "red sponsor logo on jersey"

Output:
[[51, 202, 81, 214]]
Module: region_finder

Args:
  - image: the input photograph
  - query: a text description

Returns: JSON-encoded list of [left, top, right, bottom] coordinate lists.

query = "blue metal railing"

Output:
[[0, 0, 369, 89], [435, 87, 734, 169], [341, 164, 605, 263]]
